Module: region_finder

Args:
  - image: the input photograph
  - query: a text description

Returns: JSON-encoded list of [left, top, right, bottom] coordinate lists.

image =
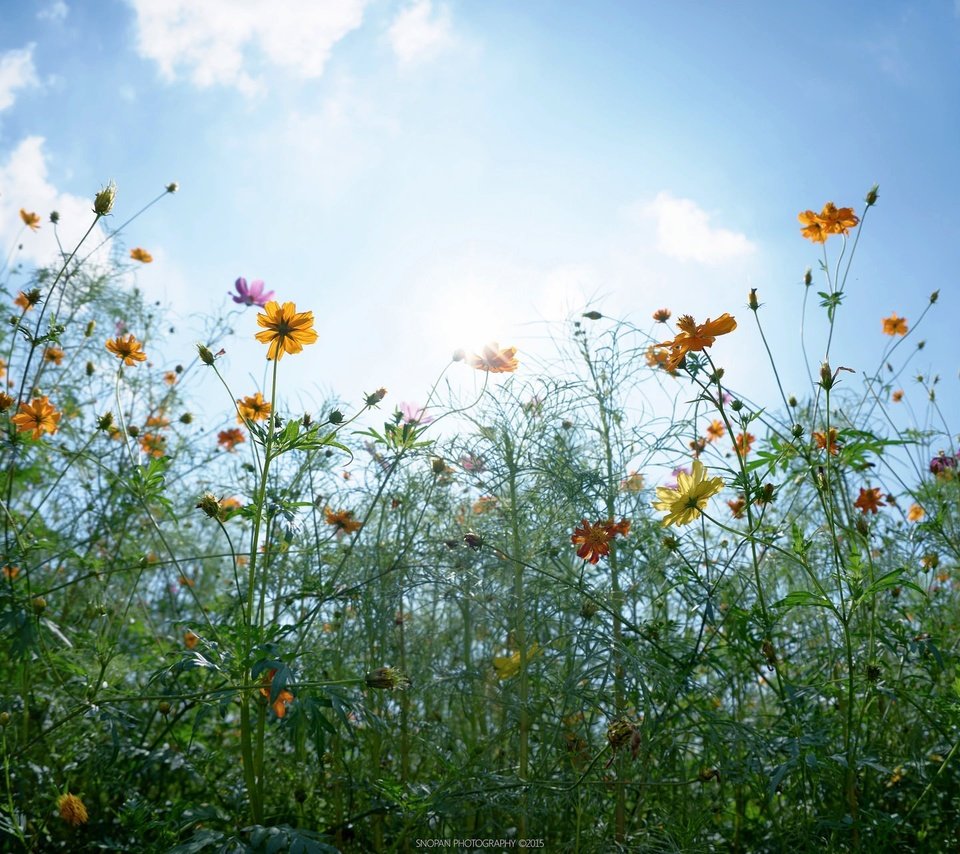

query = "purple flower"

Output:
[[460, 453, 485, 473], [930, 451, 958, 477], [230, 277, 274, 307], [399, 402, 433, 425]]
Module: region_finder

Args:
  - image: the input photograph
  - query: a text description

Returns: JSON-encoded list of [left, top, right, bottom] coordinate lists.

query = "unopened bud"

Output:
[[158, 701, 171, 715], [804, 268, 812, 287], [930, 290, 939, 304], [748, 289, 759, 311], [788, 395, 797, 407], [97, 412, 114, 431], [365, 666, 411, 690], [431, 456, 446, 475], [819, 362, 833, 390], [197, 344, 215, 366], [463, 532, 483, 551], [792, 423, 803, 439], [127, 425, 139, 438], [179, 413, 192, 424], [93, 180, 116, 216], [49, 211, 59, 224], [730, 399, 743, 412], [196, 492, 222, 519], [84, 320, 96, 337], [452, 348, 465, 362], [32, 596, 46, 614], [166, 182, 179, 194], [582, 310, 603, 320], [85, 361, 95, 376], [329, 409, 344, 424], [865, 184, 879, 206], [365, 388, 387, 406]]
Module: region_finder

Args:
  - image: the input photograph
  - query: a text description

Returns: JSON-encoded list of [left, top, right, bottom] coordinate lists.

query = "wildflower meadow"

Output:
[[0, 183, 958, 854]]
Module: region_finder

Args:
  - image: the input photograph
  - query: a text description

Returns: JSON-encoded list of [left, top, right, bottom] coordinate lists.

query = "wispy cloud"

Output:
[[0, 45, 39, 112], [127, 0, 367, 95], [37, 1, 69, 23], [388, 0, 454, 65], [637, 192, 756, 265]]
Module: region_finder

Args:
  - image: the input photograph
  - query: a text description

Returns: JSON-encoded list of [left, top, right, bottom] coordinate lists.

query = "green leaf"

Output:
[[774, 590, 831, 610]]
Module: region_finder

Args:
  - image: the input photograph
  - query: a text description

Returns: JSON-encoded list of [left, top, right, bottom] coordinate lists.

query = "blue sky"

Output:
[[1, 1, 958, 448]]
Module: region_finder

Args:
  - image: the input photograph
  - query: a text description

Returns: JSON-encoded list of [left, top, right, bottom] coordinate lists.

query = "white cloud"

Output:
[[37, 1, 69, 22], [638, 191, 756, 264], [0, 45, 39, 112], [0, 137, 109, 269], [388, 0, 454, 64], [127, 0, 367, 95]]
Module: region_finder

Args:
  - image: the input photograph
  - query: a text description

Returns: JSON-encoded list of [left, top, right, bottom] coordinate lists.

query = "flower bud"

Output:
[[32, 596, 47, 614], [463, 531, 483, 551], [431, 456, 446, 475], [819, 362, 833, 390], [329, 409, 344, 424], [748, 288, 759, 311], [865, 184, 879, 206], [158, 701, 171, 715], [196, 492, 222, 519], [127, 425, 139, 438], [85, 361, 95, 376], [197, 344, 216, 365], [166, 182, 179, 194], [0, 712, 10, 726], [365, 666, 411, 690], [365, 388, 387, 406], [792, 423, 803, 439], [97, 412, 114, 431], [84, 320, 96, 337], [730, 399, 743, 412], [788, 395, 797, 407], [179, 413, 192, 424], [452, 348, 465, 362], [930, 290, 939, 304], [93, 180, 116, 216], [50, 211, 60, 224], [582, 310, 603, 320], [804, 268, 812, 287]]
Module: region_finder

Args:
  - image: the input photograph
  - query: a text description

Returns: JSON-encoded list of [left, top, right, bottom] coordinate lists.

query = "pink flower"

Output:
[[460, 453, 485, 472], [231, 277, 275, 307], [399, 402, 433, 425]]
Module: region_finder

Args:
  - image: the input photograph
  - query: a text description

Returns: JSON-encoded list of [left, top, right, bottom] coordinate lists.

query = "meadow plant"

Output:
[[0, 182, 958, 852]]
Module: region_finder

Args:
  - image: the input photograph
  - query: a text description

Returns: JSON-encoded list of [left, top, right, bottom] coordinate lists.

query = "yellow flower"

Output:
[[653, 460, 724, 527], [12, 396, 61, 440], [882, 313, 908, 336], [706, 420, 725, 442], [236, 392, 271, 423], [19, 209, 41, 231], [907, 503, 925, 523], [620, 471, 645, 492], [57, 792, 88, 826], [818, 202, 859, 235], [105, 334, 147, 365], [493, 643, 540, 680], [254, 300, 318, 361], [130, 247, 153, 263], [798, 209, 828, 243], [467, 343, 519, 373], [658, 313, 736, 371]]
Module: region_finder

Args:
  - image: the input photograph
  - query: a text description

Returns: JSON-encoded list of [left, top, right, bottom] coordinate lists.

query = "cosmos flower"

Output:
[[43, 347, 64, 365], [255, 300, 318, 360], [907, 504, 925, 523], [324, 507, 362, 534], [106, 334, 148, 366], [493, 643, 540, 680], [652, 308, 672, 323], [259, 669, 295, 718], [20, 209, 41, 230], [854, 487, 885, 515], [706, 420, 725, 442], [12, 396, 61, 440], [217, 428, 246, 450], [467, 343, 519, 373], [658, 313, 737, 371], [230, 277, 274, 307], [399, 401, 434, 425], [798, 202, 858, 242], [813, 428, 840, 456], [570, 517, 631, 564], [882, 313, 908, 336], [653, 460, 724, 527], [236, 392, 271, 423], [130, 247, 153, 263]]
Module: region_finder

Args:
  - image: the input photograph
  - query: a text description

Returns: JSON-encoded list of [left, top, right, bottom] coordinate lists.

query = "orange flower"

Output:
[[0, 393, 12, 412], [43, 347, 64, 365], [145, 413, 170, 429], [19, 209, 41, 231], [260, 668, 295, 718], [620, 471, 645, 492], [325, 507, 362, 534], [2, 566, 19, 580], [163, 371, 177, 385], [472, 495, 498, 514], [891, 390, 903, 403], [106, 334, 148, 365], [236, 392, 271, 423], [658, 313, 737, 371], [130, 247, 153, 263], [14, 290, 39, 311], [217, 428, 246, 450], [882, 313, 908, 336], [645, 345, 675, 374], [907, 504, 925, 523], [652, 308, 672, 323], [818, 202, 859, 235], [255, 300, 318, 361], [139, 432, 166, 458], [813, 428, 840, 456], [57, 793, 88, 826], [706, 420, 725, 442], [798, 209, 828, 243], [727, 497, 746, 518], [184, 630, 199, 649], [734, 432, 755, 457], [467, 343, 519, 374], [570, 518, 631, 564], [12, 396, 61, 439], [854, 487, 885, 515]]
